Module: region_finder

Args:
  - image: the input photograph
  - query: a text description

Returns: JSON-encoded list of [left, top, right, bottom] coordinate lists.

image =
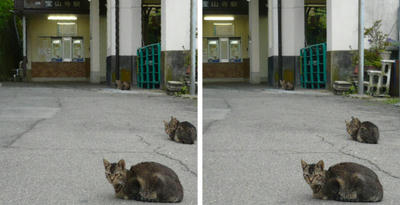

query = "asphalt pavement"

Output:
[[0, 82, 197, 205], [203, 83, 400, 205]]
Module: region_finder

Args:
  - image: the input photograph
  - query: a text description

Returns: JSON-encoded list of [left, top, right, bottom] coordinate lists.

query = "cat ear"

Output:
[[316, 160, 324, 170], [163, 120, 168, 126], [118, 159, 126, 169], [345, 120, 349, 125], [103, 159, 110, 168], [301, 160, 307, 169]]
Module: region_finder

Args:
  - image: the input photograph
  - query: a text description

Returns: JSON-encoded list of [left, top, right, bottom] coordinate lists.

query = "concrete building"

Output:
[[203, 0, 400, 92], [15, 0, 194, 88]]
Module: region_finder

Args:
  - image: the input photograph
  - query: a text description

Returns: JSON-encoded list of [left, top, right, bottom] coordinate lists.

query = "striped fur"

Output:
[[301, 160, 383, 202], [103, 159, 184, 203], [164, 117, 196, 144]]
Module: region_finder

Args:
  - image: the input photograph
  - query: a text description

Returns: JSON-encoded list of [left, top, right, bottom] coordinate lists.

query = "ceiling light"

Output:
[[204, 16, 234, 21], [48, 15, 77, 21], [208, 40, 218, 45], [57, 22, 76, 25], [213, 23, 233, 26]]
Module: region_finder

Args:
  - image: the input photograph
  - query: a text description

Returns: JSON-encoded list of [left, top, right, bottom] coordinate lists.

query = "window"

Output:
[[206, 37, 242, 63], [50, 37, 84, 62], [51, 38, 62, 62], [72, 38, 84, 62], [207, 38, 219, 63], [229, 38, 241, 62]]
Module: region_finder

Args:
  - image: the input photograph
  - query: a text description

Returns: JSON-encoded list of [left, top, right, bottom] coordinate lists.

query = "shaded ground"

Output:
[[203, 83, 400, 205], [0, 82, 197, 205]]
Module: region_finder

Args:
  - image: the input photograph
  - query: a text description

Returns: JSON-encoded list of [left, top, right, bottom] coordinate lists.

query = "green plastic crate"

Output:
[[137, 43, 161, 89], [300, 43, 327, 89]]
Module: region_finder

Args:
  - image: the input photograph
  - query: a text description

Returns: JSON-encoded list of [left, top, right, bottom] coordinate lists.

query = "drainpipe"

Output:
[[358, 0, 364, 95], [278, 0, 282, 83], [190, 0, 197, 95], [115, 0, 120, 81]]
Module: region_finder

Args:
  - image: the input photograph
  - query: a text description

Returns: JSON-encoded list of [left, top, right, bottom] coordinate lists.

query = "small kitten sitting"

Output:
[[346, 116, 379, 144], [103, 159, 183, 202], [115, 80, 131, 90], [164, 116, 196, 144], [301, 160, 383, 202], [279, 80, 294, 90]]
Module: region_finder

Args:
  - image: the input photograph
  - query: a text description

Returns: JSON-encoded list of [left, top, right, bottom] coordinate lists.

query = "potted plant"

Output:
[[351, 48, 382, 74], [364, 20, 391, 60]]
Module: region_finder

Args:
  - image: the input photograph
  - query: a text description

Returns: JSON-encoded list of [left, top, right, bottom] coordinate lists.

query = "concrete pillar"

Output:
[[106, 0, 141, 85], [249, 0, 261, 84], [326, 0, 358, 88], [90, 0, 101, 83], [161, 0, 191, 87], [268, 0, 304, 86]]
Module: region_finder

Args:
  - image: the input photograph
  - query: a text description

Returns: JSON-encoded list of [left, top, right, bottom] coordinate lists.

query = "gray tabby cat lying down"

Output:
[[164, 116, 197, 144], [301, 160, 383, 202], [346, 116, 379, 144], [103, 159, 183, 203]]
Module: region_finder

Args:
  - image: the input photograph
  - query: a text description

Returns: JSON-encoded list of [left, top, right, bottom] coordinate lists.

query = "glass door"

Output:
[[219, 38, 229, 63], [62, 37, 72, 62]]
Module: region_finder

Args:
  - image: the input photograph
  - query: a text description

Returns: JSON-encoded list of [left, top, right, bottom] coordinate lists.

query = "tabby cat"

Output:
[[279, 80, 294, 90], [346, 116, 379, 144], [115, 80, 131, 90], [164, 116, 197, 144], [103, 159, 184, 202], [301, 160, 383, 202]]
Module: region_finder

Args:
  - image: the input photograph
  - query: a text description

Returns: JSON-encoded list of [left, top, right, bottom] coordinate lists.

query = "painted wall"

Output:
[[27, 14, 90, 66], [203, 15, 250, 59], [107, 0, 141, 56], [365, 0, 399, 46], [282, 0, 304, 56], [328, 0, 399, 52], [327, 0, 358, 51], [161, 0, 191, 51]]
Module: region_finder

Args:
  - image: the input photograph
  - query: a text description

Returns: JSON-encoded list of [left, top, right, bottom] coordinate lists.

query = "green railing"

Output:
[[137, 43, 161, 89], [300, 43, 327, 89]]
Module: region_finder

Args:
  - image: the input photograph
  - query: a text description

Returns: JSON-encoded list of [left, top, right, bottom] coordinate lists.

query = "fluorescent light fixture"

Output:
[[230, 40, 239, 44], [204, 16, 234, 21], [208, 40, 218, 45], [48, 15, 77, 21], [213, 23, 233, 26], [73, 40, 82, 44], [53, 40, 61, 44], [57, 22, 76, 25]]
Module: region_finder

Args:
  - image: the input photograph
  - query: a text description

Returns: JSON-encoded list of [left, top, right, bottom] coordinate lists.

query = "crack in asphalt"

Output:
[[137, 135, 151, 146], [3, 119, 46, 148], [338, 145, 400, 180], [316, 135, 400, 180], [203, 120, 217, 134], [154, 146, 197, 177], [316, 135, 335, 147], [135, 134, 197, 177]]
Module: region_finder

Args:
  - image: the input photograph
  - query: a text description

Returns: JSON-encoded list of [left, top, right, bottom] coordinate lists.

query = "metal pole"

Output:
[[22, 16, 27, 78], [190, 0, 197, 95], [358, 0, 364, 95], [398, 0, 400, 97]]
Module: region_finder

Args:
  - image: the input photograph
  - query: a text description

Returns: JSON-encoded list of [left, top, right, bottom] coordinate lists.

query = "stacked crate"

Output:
[[137, 43, 161, 89], [300, 43, 327, 89]]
